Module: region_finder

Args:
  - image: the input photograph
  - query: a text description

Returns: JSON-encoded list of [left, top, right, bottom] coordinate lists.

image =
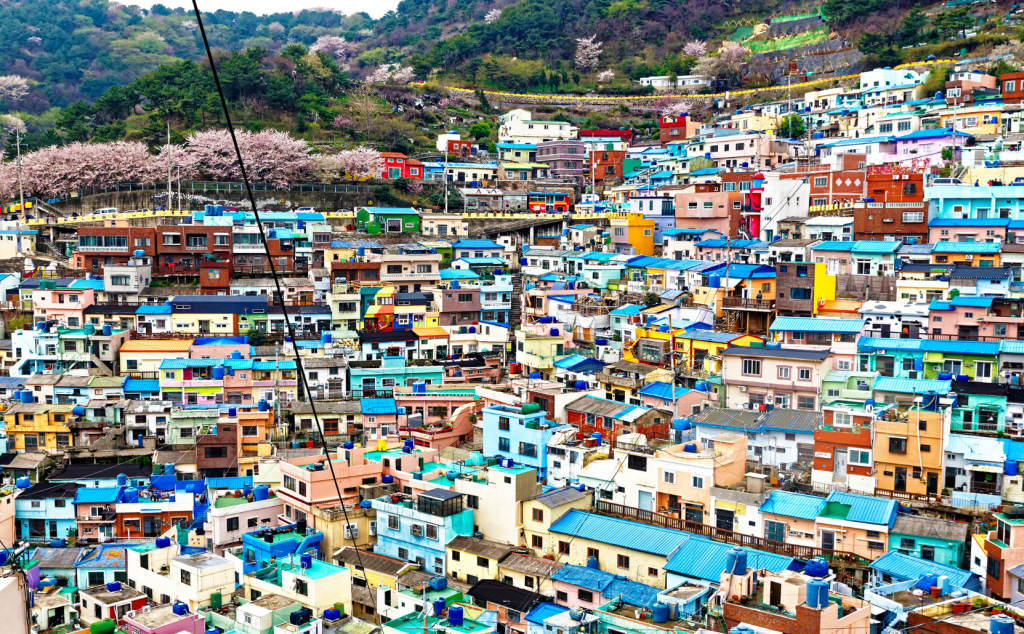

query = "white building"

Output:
[[498, 110, 578, 144], [637, 75, 711, 90], [546, 428, 608, 488], [803, 216, 854, 241], [124, 543, 235, 610]]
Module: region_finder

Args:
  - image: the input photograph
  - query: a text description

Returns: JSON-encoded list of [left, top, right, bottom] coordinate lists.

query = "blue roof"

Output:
[[123, 379, 160, 393], [1001, 438, 1024, 462], [824, 491, 898, 527], [455, 257, 506, 265], [930, 218, 1010, 227], [610, 305, 643, 317], [159, 359, 223, 369], [568, 224, 596, 230], [858, 337, 923, 351], [918, 340, 1000, 356], [948, 296, 994, 308], [664, 537, 795, 582], [638, 382, 693, 401], [947, 434, 1005, 462], [1003, 340, 1024, 355], [452, 239, 504, 250], [852, 241, 902, 254], [710, 264, 775, 279], [525, 603, 569, 626], [769, 317, 864, 334], [696, 239, 761, 249], [549, 509, 688, 557], [870, 551, 980, 591], [811, 241, 856, 251], [760, 491, 826, 520], [896, 129, 972, 141], [69, 279, 104, 290], [331, 240, 383, 249], [689, 168, 722, 176], [74, 487, 123, 504], [931, 241, 1002, 254], [550, 565, 662, 607], [819, 134, 894, 147], [872, 377, 952, 395], [361, 398, 397, 415], [75, 543, 128, 569], [439, 269, 481, 280], [664, 228, 714, 236], [364, 207, 420, 216], [553, 354, 606, 373]]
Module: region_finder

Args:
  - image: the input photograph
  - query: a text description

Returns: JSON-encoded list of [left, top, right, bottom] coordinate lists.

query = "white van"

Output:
[[89, 207, 119, 216]]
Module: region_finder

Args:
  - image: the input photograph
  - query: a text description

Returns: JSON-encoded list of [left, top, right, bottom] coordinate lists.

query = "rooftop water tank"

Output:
[[382, 475, 395, 484], [683, 443, 698, 453], [586, 555, 600, 569], [172, 603, 189, 616], [106, 581, 122, 592], [806, 579, 829, 608], [433, 598, 446, 617], [300, 553, 313, 569], [117, 473, 127, 486], [258, 399, 269, 412], [429, 576, 448, 592], [72, 405, 85, 416], [652, 604, 668, 624], [449, 606, 464, 627], [992, 615, 1016, 634], [593, 432, 602, 446], [20, 391, 32, 404], [804, 558, 829, 578], [15, 477, 30, 488], [102, 324, 112, 336], [254, 485, 269, 501], [725, 548, 747, 575], [156, 536, 171, 548]]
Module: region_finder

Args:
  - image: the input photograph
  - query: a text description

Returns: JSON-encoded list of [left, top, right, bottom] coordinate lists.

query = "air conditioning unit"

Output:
[[893, 175, 900, 181], [344, 524, 360, 539], [738, 385, 748, 392], [909, 371, 919, 379], [369, 520, 377, 536]]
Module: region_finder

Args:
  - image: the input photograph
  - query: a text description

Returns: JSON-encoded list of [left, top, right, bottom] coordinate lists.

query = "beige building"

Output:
[[446, 536, 516, 584]]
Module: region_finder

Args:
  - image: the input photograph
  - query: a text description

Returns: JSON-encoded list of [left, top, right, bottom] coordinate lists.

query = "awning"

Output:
[[714, 500, 746, 515], [968, 464, 1003, 474]]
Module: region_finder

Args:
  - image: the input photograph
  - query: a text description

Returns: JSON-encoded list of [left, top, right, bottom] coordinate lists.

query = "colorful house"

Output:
[[356, 208, 422, 235]]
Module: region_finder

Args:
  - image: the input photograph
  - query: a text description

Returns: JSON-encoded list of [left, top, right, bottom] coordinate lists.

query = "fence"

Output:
[[62, 181, 377, 199]]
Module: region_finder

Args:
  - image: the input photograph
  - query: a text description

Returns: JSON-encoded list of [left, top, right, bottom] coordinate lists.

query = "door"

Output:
[[769, 581, 782, 606], [976, 361, 993, 382], [927, 472, 939, 496], [638, 490, 653, 512], [821, 530, 835, 551], [894, 466, 908, 492], [834, 450, 849, 476], [198, 320, 211, 334], [716, 508, 735, 532], [143, 516, 161, 537]]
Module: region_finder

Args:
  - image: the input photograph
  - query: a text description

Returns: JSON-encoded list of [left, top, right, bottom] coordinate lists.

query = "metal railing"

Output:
[[863, 329, 1007, 342], [722, 298, 775, 310]]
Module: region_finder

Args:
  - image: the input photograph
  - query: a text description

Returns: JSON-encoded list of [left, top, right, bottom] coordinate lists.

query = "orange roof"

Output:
[[120, 339, 194, 353], [818, 300, 862, 313], [413, 328, 449, 339]]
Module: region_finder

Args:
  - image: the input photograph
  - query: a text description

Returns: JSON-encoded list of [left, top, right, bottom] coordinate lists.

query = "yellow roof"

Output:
[[641, 304, 672, 314], [973, 533, 987, 551], [413, 328, 449, 338], [819, 300, 862, 313], [120, 339, 194, 353]]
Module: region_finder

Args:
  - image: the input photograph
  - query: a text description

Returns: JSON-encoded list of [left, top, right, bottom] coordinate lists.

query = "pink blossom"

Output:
[[309, 35, 350, 60], [683, 41, 707, 57]]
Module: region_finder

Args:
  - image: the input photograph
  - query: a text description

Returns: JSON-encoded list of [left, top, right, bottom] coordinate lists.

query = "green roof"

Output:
[[384, 612, 490, 634], [214, 495, 250, 508]]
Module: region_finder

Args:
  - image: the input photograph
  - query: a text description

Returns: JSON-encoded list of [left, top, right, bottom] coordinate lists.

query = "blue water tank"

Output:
[[504, 458, 515, 468], [359, 500, 373, 509], [916, 573, 938, 591], [50, 538, 65, 548], [124, 487, 139, 503], [228, 407, 237, 418], [134, 249, 145, 258], [403, 445, 413, 454], [992, 615, 1015, 634], [695, 380, 709, 392], [1008, 461, 1020, 477], [156, 536, 172, 550], [344, 441, 354, 449], [574, 380, 587, 390], [450, 280, 460, 290], [652, 604, 669, 624], [106, 582, 121, 592], [10, 390, 18, 401], [116, 473, 127, 487], [292, 441, 300, 449], [0, 551, 7, 566], [324, 609, 342, 621], [164, 462, 175, 476], [205, 628, 218, 634], [213, 366, 225, 380], [449, 606, 464, 626], [725, 548, 746, 574], [469, 327, 476, 334], [563, 229, 570, 237], [806, 579, 829, 608], [520, 257, 528, 265], [83, 323, 95, 335], [938, 372, 953, 380], [446, 471, 459, 481], [433, 598, 446, 616], [709, 276, 721, 288], [529, 372, 541, 380], [258, 399, 269, 412], [956, 374, 970, 382], [102, 324, 112, 336], [232, 350, 242, 359], [72, 405, 85, 416], [898, 501, 913, 514], [683, 443, 698, 453], [804, 558, 829, 577], [300, 553, 313, 569], [172, 603, 189, 616], [596, 339, 608, 346], [672, 418, 691, 431], [586, 556, 600, 569], [322, 333, 333, 344], [254, 485, 269, 501], [20, 390, 32, 404], [429, 576, 448, 592], [593, 433, 602, 446], [382, 475, 395, 484]]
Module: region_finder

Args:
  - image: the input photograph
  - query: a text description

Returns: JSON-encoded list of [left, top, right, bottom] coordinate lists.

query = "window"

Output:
[[557, 591, 568, 602], [799, 368, 811, 380], [627, 454, 647, 472], [778, 367, 790, 379], [498, 437, 510, 452], [163, 234, 181, 246], [477, 556, 490, 568], [813, 177, 827, 187], [617, 554, 630, 569], [532, 534, 543, 548], [692, 476, 704, 489], [663, 471, 675, 484], [532, 508, 544, 522], [227, 517, 239, 531], [902, 211, 923, 224], [989, 557, 1001, 580], [849, 449, 871, 465], [578, 589, 594, 602], [181, 570, 191, 586], [295, 578, 308, 595], [559, 540, 570, 554], [798, 395, 815, 410], [388, 515, 399, 530], [742, 359, 761, 376], [889, 437, 908, 454]]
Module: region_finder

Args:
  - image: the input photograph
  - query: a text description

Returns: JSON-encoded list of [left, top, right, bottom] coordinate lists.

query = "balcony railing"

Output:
[[234, 244, 266, 252], [77, 245, 130, 253], [722, 298, 775, 310], [863, 329, 1007, 342]]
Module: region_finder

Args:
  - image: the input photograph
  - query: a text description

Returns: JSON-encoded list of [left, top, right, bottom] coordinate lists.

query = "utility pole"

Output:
[[668, 316, 677, 418], [167, 121, 172, 210], [177, 166, 182, 213], [16, 129, 24, 218]]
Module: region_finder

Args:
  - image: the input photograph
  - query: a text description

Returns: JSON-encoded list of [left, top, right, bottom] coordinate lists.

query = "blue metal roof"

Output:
[[852, 241, 902, 254], [439, 269, 481, 280], [548, 509, 688, 557], [947, 434, 1005, 462], [769, 317, 865, 334], [824, 491, 899, 527], [363, 207, 421, 215], [872, 377, 952, 394], [550, 565, 661, 607], [690, 168, 722, 176], [759, 490, 825, 521], [696, 239, 761, 249], [811, 241, 856, 252], [664, 228, 714, 236], [638, 382, 692, 401], [73, 487, 123, 504], [870, 551, 980, 591], [930, 218, 1010, 227], [918, 340, 1000, 356], [123, 379, 160, 393], [525, 603, 569, 625], [452, 239, 504, 250], [75, 543, 128, 569], [610, 305, 643, 316], [553, 354, 606, 372], [361, 398, 397, 415], [1001, 438, 1024, 462], [931, 241, 1001, 254], [950, 296, 994, 308], [858, 337, 923, 351], [159, 359, 223, 369], [896, 129, 972, 141], [664, 537, 795, 582]]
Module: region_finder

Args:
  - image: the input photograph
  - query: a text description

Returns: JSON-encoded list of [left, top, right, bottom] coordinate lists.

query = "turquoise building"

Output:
[[371, 488, 475, 574], [887, 515, 968, 567], [349, 356, 445, 397]]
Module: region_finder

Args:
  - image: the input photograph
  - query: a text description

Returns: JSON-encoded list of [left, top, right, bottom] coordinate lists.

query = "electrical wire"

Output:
[[187, 1, 377, 615]]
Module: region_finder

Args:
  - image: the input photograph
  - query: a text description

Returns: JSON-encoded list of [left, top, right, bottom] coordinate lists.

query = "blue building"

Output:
[[452, 239, 506, 260], [240, 523, 324, 576], [869, 550, 980, 591], [481, 404, 571, 478], [926, 184, 1024, 220], [75, 543, 128, 588], [14, 482, 81, 540], [371, 488, 474, 574]]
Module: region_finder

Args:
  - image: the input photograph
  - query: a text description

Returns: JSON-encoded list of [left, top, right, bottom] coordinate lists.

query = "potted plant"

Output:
[[994, 606, 1005, 615]]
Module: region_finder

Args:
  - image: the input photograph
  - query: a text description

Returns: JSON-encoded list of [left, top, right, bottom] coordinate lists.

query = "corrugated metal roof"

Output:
[[760, 490, 825, 520], [858, 337, 923, 351], [73, 487, 123, 504], [872, 378, 952, 395], [664, 537, 794, 582], [869, 551, 979, 590], [525, 603, 569, 625], [891, 516, 970, 542], [694, 408, 762, 431], [638, 382, 692, 401], [824, 491, 898, 527], [919, 340, 1000, 355], [760, 409, 821, 433], [548, 509, 688, 556], [361, 398, 397, 415], [75, 544, 128, 569], [531, 487, 591, 508], [931, 241, 1002, 254], [811, 241, 856, 251], [852, 241, 901, 254], [1002, 438, 1024, 461], [768, 317, 865, 334], [947, 433, 1006, 462]]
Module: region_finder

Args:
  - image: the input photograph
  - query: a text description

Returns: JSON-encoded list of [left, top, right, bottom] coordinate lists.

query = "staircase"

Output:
[[37, 238, 69, 263], [510, 273, 523, 326], [90, 354, 113, 376]]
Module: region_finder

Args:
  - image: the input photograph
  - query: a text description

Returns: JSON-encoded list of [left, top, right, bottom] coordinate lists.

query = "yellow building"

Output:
[[941, 105, 1004, 136], [873, 407, 946, 497], [673, 331, 765, 376], [496, 553, 563, 596], [521, 486, 593, 559], [931, 245, 1001, 268], [119, 339, 193, 374], [4, 403, 76, 452], [446, 536, 514, 584], [309, 505, 378, 557], [334, 547, 414, 591], [609, 213, 655, 256], [515, 329, 568, 378], [728, 110, 779, 133], [595, 360, 673, 404]]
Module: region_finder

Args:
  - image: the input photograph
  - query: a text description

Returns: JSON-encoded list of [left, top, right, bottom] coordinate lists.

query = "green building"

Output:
[[356, 208, 421, 235], [952, 382, 1007, 434], [888, 515, 968, 567], [821, 370, 878, 406]]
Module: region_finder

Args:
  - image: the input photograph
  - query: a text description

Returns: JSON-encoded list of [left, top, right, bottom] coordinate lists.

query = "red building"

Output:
[[564, 395, 671, 446], [74, 226, 157, 274], [814, 408, 873, 485], [780, 153, 866, 207], [527, 192, 570, 213], [381, 152, 424, 180], [659, 115, 689, 145], [586, 150, 626, 185], [853, 167, 927, 242], [580, 129, 634, 144], [1002, 72, 1024, 104], [153, 225, 232, 276], [447, 139, 474, 158]]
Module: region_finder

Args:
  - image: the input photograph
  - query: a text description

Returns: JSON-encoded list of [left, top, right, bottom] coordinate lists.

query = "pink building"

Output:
[[928, 297, 1024, 339], [928, 222, 1009, 244], [122, 603, 206, 634], [639, 383, 705, 419], [32, 287, 95, 328], [190, 337, 250, 360], [394, 386, 482, 450], [207, 493, 284, 554], [674, 186, 736, 238]]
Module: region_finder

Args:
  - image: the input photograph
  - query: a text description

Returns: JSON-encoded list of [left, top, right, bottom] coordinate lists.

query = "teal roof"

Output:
[[548, 509, 687, 556], [759, 490, 825, 520], [364, 207, 421, 216], [824, 491, 899, 527], [439, 269, 480, 280], [858, 337, 923, 351], [769, 317, 865, 334], [872, 377, 952, 394], [870, 551, 979, 591], [931, 241, 1001, 254], [811, 241, 856, 251], [664, 537, 795, 582], [851, 241, 902, 254]]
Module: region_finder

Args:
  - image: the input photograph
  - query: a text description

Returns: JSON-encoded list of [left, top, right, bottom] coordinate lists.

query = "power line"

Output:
[[188, 1, 377, 615]]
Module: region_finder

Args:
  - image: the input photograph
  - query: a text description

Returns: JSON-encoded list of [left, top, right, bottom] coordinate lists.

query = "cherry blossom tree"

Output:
[[683, 40, 707, 57], [366, 64, 394, 84], [332, 114, 352, 128], [0, 76, 30, 104], [267, 22, 285, 35], [313, 147, 382, 181], [660, 100, 692, 118], [182, 129, 313, 187], [391, 66, 415, 85], [597, 69, 615, 83], [309, 35, 350, 60], [20, 141, 161, 196], [485, 8, 502, 22], [575, 35, 602, 71]]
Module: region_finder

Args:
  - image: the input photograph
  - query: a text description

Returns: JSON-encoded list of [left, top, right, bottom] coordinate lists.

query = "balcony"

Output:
[[381, 271, 438, 280], [595, 372, 643, 390], [481, 301, 512, 310], [863, 329, 1007, 343], [234, 243, 266, 252], [77, 245, 130, 253], [722, 298, 775, 311], [185, 244, 209, 251]]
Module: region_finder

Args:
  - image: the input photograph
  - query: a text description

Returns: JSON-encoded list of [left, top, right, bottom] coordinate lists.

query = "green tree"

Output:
[[899, 7, 927, 45], [644, 292, 660, 307], [777, 114, 805, 139], [55, 101, 96, 142], [475, 88, 492, 113], [468, 122, 489, 141], [246, 328, 268, 347], [934, 7, 973, 40]]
